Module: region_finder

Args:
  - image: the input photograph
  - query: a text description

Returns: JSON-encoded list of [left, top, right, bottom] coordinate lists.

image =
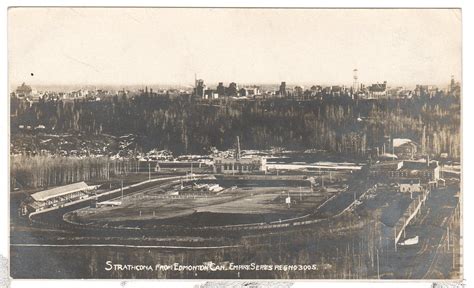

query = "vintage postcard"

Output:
[[8, 7, 462, 280]]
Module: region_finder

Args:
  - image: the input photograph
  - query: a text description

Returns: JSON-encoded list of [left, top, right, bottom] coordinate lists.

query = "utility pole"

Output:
[[236, 136, 241, 160], [447, 226, 450, 251], [452, 223, 456, 269], [287, 190, 291, 209], [321, 169, 324, 188], [391, 135, 395, 160], [376, 248, 380, 279], [394, 228, 397, 252], [121, 179, 124, 200], [148, 162, 151, 182]]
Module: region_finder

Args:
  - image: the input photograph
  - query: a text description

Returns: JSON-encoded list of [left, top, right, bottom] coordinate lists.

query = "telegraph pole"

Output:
[[121, 179, 124, 200], [447, 226, 450, 251], [287, 190, 291, 209], [321, 169, 324, 188], [394, 228, 397, 252], [148, 162, 151, 181], [376, 248, 380, 279]]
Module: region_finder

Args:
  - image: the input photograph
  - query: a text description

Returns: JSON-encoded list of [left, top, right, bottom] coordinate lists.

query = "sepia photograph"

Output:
[[7, 7, 462, 281]]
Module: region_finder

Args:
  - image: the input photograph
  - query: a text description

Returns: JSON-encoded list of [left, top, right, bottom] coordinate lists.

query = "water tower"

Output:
[[353, 69, 359, 92]]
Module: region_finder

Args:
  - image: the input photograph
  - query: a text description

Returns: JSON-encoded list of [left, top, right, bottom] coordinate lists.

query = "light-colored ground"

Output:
[[73, 185, 334, 224]]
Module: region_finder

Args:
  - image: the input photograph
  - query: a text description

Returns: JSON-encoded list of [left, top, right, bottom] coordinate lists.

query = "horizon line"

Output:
[[10, 80, 458, 90]]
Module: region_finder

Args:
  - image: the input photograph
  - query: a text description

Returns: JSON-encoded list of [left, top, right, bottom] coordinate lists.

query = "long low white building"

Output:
[[21, 181, 97, 215]]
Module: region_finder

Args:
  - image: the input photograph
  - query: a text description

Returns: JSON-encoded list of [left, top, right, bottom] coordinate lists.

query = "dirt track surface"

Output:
[[72, 185, 329, 227]]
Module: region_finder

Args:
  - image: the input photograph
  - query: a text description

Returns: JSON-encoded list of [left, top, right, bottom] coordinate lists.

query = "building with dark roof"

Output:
[[217, 82, 226, 96], [279, 82, 287, 97], [213, 156, 266, 174], [368, 81, 387, 98], [400, 161, 440, 182], [15, 82, 32, 98], [194, 79, 206, 98], [368, 159, 440, 184]]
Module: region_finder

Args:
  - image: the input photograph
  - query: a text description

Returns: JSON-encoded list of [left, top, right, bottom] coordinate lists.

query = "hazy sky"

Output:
[[8, 8, 461, 87]]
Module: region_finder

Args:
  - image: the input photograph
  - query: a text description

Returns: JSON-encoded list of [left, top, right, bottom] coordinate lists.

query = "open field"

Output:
[[69, 184, 341, 227]]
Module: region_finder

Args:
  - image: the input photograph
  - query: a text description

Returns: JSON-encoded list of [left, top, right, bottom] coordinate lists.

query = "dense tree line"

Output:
[[11, 94, 460, 158], [10, 155, 139, 189]]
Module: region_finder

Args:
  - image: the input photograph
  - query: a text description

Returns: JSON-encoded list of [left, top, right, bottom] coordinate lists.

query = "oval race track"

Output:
[[28, 174, 374, 238]]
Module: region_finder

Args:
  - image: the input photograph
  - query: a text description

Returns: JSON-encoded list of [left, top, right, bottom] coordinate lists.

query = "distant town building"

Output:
[[414, 85, 429, 98], [368, 159, 440, 184], [245, 86, 261, 96], [368, 81, 387, 98], [387, 87, 412, 99], [294, 86, 304, 99], [217, 82, 226, 96], [449, 75, 461, 97], [279, 82, 287, 97], [368, 160, 404, 177], [194, 79, 206, 98], [213, 156, 267, 174], [213, 136, 266, 174], [227, 82, 238, 96], [15, 82, 32, 98], [401, 160, 440, 182], [204, 89, 219, 99], [331, 86, 342, 97], [398, 178, 422, 193]]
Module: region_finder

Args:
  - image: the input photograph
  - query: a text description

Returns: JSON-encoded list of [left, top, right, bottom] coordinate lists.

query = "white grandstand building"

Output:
[[21, 181, 97, 215]]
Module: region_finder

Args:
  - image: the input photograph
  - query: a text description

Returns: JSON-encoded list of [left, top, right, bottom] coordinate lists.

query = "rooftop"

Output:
[[397, 178, 421, 184], [401, 160, 439, 171], [393, 138, 413, 148], [370, 161, 403, 170], [31, 181, 92, 202], [368, 82, 387, 92]]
